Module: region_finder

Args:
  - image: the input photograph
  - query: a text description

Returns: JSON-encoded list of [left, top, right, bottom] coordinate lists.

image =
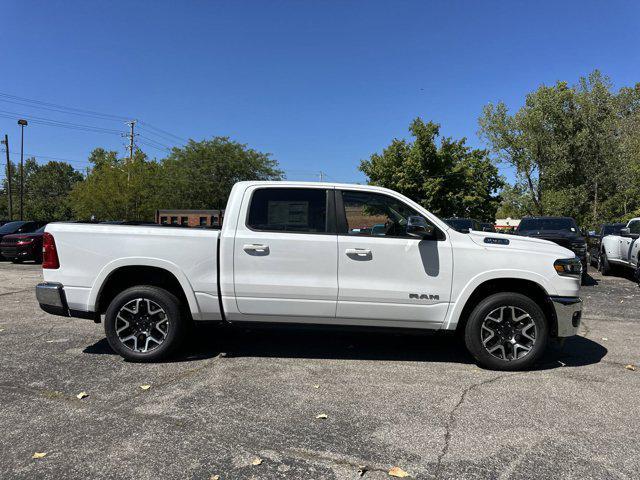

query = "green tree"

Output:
[[479, 70, 636, 227], [495, 183, 534, 219], [70, 148, 162, 221], [24, 160, 83, 220], [359, 118, 503, 221], [160, 137, 284, 210]]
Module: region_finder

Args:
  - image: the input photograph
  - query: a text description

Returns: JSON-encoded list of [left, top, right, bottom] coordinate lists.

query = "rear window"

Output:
[[0, 221, 25, 234], [247, 188, 328, 233]]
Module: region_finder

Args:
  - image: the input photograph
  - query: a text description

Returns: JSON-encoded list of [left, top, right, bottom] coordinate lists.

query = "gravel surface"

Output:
[[0, 261, 638, 479]]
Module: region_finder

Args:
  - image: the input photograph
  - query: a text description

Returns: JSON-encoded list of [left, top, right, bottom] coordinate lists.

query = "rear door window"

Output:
[[247, 188, 329, 233]]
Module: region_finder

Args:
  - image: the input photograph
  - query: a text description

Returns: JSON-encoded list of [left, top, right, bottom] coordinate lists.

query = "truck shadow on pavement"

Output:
[[83, 324, 607, 370]]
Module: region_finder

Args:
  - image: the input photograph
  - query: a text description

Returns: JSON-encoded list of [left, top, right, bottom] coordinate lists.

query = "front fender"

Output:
[[443, 269, 556, 331], [87, 257, 201, 319]]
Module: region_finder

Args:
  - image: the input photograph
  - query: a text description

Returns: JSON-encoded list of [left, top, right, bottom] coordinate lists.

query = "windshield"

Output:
[[518, 218, 577, 232], [0, 221, 25, 234]]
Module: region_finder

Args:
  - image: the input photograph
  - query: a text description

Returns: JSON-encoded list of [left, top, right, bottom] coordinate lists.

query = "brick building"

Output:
[[155, 209, 224, 227]]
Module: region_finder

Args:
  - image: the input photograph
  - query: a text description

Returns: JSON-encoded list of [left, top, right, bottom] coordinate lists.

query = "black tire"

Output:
[[104, 285, 187, 362], [11, 258, 22, 264], [464, 292, 548, 371], [599, 252, 611, 276]]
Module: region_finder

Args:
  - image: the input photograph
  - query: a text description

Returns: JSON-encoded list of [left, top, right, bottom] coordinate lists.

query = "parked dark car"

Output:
[[0, 225, 47, 263], [444, 218, 482, 233], [516, 216, 588, 283], [0, 221, 48, 260], [587, 222, 626, 268], [480, 222, 496, 232]]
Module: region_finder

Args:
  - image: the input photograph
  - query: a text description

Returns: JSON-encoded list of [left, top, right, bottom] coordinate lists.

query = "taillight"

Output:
[[42, 232, 60, 269]]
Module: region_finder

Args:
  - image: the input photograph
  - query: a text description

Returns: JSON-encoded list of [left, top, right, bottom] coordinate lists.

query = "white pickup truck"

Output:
[[36, 181, 582, 370], [599, 217, 640, 276]]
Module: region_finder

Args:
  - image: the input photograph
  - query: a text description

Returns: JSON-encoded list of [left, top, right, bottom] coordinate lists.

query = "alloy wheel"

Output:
[[480, 306, 537, 361], [115, 298, 169, 353]]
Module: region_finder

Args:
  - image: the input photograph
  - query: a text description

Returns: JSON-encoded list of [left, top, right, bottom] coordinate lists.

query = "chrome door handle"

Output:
[[243, 244, 269, 253], [345, 248, 371, 257]]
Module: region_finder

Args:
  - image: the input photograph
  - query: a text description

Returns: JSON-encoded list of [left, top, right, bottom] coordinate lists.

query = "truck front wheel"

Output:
[[599, 252, 611, 275], [464, 292, 548, 371], [104, 286, 187, 362]]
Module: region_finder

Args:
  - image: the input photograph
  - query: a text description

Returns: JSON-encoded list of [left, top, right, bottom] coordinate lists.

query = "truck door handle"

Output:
[[243, 244, 269, 253], [345, 248, 371, 257]]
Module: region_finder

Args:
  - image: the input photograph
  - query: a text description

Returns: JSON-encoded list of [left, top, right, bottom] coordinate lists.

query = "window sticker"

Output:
[[268, 201, 309, 226]]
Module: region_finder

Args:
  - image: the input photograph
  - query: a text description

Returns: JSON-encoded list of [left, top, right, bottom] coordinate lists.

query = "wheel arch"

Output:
[[90, 259, 200, 319], [447, 277, 558, 337]]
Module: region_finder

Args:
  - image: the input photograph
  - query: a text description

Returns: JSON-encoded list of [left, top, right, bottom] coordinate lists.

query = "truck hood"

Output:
[[467, 230, 575, 257]]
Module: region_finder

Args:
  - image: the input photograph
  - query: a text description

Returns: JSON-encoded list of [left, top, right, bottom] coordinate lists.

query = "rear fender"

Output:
[[88, 257, 201, 319]]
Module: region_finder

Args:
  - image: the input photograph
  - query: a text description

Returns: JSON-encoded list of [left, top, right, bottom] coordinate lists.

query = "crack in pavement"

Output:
[[433, 373, 514, 479]]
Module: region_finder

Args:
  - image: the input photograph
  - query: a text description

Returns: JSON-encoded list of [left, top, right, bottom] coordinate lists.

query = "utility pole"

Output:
[[319, 171, 325, 182], [124, 120, 137, 220], [17, 119, 27, 221], [127, 120, 136, 163], [1, 135, 12, 220]]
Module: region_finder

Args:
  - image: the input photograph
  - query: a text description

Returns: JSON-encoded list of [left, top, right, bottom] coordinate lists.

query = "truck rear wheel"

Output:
[[104, 285, 186, 362], [464, 292, 548, 371]]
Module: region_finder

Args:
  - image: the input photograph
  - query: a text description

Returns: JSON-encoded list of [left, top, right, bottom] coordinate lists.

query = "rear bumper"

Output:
[[36, 282, 98, 321], [549, 296, 582, 337]]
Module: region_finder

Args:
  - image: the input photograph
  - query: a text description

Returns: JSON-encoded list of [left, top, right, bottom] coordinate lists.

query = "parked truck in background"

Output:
[[599, 218, 640, 277], [587, 223, 625, 270], [516, 216, 588, 284], [36, 182, 582, 371]]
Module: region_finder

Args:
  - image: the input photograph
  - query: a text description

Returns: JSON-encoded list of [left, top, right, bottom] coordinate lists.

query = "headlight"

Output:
[[554, 258, 582, 278]]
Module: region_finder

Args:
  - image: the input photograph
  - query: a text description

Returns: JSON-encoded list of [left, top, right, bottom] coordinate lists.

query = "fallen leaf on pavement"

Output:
[[0, 328, 5, 332], [388, 466, 410, 477], [313, 384, 320, 389], [32, 452, 47, 459], [625, 364, 636, 371], [140, 385, 151, 390], [357, 465, 368, 476], [76, 391, 89, 400], [210, 475, 220, 480], [251, 457, 263, 466], [601, 337, 608, 341], [315, 413, 328, 419]]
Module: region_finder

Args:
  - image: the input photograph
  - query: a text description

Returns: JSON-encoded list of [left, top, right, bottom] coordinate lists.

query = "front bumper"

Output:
[[36, 282, 98, 321], [549, 296, 582, 337]]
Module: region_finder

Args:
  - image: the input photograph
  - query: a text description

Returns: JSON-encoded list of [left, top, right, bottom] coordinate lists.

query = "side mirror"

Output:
[[620, 227, 630, 236], [406, 216, 435, 238]]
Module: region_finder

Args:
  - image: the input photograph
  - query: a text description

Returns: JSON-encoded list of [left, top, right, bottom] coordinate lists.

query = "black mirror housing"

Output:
[[406, 216, 435, 238]]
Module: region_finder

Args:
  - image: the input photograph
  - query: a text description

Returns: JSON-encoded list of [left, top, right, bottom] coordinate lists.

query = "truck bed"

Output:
[[43, 222, 221, 320]]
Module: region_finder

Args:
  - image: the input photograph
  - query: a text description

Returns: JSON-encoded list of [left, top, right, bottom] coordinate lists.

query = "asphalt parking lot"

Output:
[[0, 262, 638, 480]]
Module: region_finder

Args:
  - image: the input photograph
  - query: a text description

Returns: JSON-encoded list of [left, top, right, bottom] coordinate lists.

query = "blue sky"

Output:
[[1, 1, 638, 184]]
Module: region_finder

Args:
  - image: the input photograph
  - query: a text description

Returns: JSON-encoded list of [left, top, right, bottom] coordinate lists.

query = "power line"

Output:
[[138, 134, 173, 151], [0, 91, 186, 144], [138, 121, 187, 143], [4, 150, 89, 165], [0, 110, 123, 135], [0, 92, 130, 121]]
